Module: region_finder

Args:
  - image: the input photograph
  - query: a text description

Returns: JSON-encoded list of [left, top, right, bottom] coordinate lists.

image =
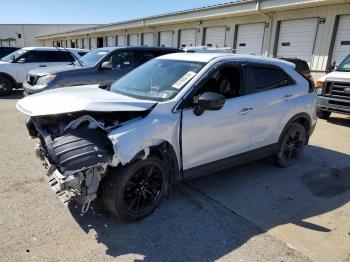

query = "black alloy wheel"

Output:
[[123, 164, 163, 214], [0, 76, 13, 96], [276, 122, 307, 167], [102, 156, 168, 221]]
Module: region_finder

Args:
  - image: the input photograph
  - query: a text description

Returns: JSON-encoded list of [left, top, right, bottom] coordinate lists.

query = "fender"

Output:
[[0, 72, 17, 87], [278, 112, 312, 145]]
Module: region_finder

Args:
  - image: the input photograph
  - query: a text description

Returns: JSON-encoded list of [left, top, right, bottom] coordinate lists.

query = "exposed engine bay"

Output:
[[27, 110, 150, 212]]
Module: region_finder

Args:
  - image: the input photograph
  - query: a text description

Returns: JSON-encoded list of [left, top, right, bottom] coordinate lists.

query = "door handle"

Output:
[[39, 65, 47, 67], [238, 107, 252, 115], [284, 94, 293, 98]]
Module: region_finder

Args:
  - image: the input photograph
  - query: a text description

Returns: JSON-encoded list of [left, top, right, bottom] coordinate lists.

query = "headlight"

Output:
[[316, 81, 324, 88], [315, 81, 324, 95], [36, 74, 56, 86]]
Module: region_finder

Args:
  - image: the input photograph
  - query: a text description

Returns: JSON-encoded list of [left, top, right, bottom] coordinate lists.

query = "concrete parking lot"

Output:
[[0, 90, 349, 262]]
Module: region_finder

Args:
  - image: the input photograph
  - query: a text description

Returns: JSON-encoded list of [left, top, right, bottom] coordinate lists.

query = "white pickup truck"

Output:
[[316, 54, 350, 119], [0, 47, 88, 96]]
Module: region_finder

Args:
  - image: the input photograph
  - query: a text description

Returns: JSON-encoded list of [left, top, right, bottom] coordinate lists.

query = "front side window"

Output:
[[337, 55, 350, 72], [251, 67, 290, 92], [1, 49, 28, 62], [106, 51, 135, 69], [75, 49, 110, 67], [110, 59, 205, 101]]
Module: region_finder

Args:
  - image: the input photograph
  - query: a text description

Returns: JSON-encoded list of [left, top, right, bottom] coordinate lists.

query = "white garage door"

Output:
[[205, 27, 226, 48], [159, 31, 173, 47], [142, 33, 154, 46], [83, 38, 89, 49], [331, 15, 350, 65], [106, 36, 115, 47], [236, 23, 265, 55], [128, 34, 138, 46], [180, 29, 197, 48], [117, 35, 125, 46], [90, 38, 97, 49], [277, 18, 318, 65]]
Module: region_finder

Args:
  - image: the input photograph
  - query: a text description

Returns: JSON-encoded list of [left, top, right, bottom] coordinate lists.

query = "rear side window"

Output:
[[78, 52, 87, 57], [22, 51, 73, 63], [49, 51, 74, 62], [251, 67, 291, 92]]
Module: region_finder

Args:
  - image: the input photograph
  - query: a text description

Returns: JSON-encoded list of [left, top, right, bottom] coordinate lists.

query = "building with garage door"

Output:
[[37, 0, 350, 79], [0, 24, 99, 48]]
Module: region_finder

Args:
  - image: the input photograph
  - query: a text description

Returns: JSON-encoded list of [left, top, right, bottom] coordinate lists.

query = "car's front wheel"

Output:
[[275, 122, 307, 167], [102, 156, 168, 221], [0, 76, 14, 96]]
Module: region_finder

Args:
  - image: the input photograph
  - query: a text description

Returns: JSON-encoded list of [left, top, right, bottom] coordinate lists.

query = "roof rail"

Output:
[[182, 46, 235, 53]]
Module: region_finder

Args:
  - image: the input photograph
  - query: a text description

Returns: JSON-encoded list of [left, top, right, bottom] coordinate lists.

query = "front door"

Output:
[[181, 62, 253, 171], [97, 50, 136, 85]]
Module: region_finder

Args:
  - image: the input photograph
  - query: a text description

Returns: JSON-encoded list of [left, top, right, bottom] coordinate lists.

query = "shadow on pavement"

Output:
[[68, 145, 350, 261], [0, 89, 23, 100], [327, 115, 350, 127]]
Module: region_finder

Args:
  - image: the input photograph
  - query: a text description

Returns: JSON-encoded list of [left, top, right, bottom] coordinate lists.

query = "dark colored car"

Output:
[[23, 46, 182, 95], [279, 57, 313, 81], [0, 46, 21, 59]]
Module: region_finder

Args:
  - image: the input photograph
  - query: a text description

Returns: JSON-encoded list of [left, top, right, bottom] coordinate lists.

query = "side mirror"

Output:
[[329, 61, 337, 72], [193, 91, 225, 116], [100, 61, 113, 70], [16, 57, 26, 63]]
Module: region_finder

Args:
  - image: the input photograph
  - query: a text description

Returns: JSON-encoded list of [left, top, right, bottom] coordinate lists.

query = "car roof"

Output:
[[157, 52, 296, 68], [21, 47, 89, 52], [92, 46, 181, 52], [0, 46, 21, 49]]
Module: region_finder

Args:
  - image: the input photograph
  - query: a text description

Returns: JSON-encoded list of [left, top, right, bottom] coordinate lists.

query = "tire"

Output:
[[316, 109, 331, 120], [0, 76, 14, 96], [102, 156, 168, 221], [275, 122, 307, 167]]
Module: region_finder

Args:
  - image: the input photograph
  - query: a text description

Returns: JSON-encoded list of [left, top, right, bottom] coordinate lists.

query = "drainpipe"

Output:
[[256, 0, 273, 57]]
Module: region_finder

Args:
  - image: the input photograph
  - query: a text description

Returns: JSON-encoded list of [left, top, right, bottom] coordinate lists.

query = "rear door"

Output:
[[246, 64, 301, 150]]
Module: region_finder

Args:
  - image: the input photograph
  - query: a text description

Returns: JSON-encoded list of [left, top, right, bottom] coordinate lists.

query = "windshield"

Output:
[[74, 49, 110, 67], [110, 59, 205, 101], [1, 49, 28, 62], [337, 55, 350, 72]]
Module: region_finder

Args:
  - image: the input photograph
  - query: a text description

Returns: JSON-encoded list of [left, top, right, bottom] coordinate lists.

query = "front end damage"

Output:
[[26, 111, 149, 212]]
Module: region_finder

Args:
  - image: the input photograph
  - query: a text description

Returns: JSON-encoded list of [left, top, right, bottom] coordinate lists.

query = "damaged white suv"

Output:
[[17, 53, 317, 221]]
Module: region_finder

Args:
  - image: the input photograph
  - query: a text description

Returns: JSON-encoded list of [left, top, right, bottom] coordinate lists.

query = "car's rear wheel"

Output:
[[316, 108, 331, 120], [102, 156, 168, 221], [275, 122, 307, 167], [0, 76, 13, 96]]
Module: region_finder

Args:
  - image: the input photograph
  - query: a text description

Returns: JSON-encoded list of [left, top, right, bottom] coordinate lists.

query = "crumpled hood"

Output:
[[28, 64, 84, 76], [319, 71, 350, 83], [16, 85, 157, 116]]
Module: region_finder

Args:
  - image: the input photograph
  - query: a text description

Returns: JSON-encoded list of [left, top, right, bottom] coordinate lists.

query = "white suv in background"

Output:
[[0, 47, 88, 96], [17, 53, 317, 221]]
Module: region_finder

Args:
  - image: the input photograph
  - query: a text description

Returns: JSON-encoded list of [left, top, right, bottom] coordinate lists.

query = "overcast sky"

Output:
[[0, 0, 231, 24]]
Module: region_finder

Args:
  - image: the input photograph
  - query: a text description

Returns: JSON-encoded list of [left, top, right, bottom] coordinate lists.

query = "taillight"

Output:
[[308, 79, 316, 93], [299, 72, 316, 93]]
